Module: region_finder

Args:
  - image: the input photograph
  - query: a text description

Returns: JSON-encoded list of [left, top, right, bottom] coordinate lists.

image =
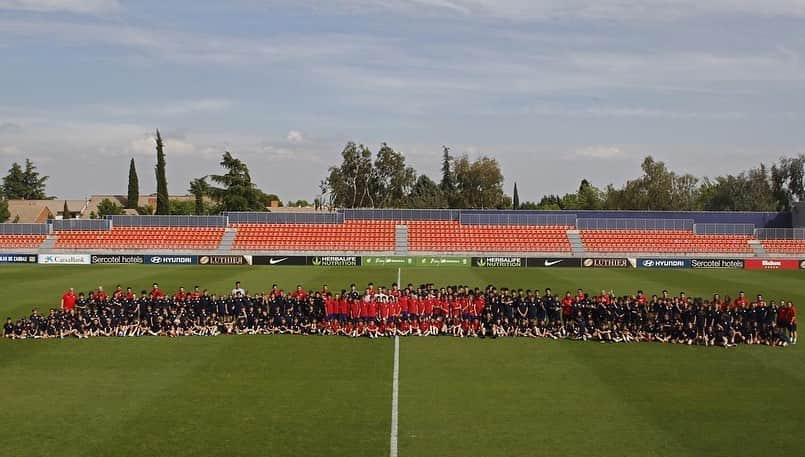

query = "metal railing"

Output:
[[0, 223, 50, 235], [106, 215, 227, 227], [226, 212, 343, 224], [340, 209, 462, 221], [755, 228, 805, 240], [693, 223, 755, 235], [577, 218, 695, 231], [460, 213, 576, 226], [51, 219, 111, 231]]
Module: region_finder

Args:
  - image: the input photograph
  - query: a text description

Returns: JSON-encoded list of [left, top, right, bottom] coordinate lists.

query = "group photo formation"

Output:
[[5, 281, 798, 348], [3, 1, 805, 456]]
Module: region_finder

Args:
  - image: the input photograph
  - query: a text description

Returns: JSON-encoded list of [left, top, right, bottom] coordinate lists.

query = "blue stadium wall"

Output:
[[342, 209, 791, 228], [461, 210, 790, 228]]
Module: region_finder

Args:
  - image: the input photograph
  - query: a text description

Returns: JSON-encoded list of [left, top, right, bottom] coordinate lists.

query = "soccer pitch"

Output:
[[1, 265, 803, 457]]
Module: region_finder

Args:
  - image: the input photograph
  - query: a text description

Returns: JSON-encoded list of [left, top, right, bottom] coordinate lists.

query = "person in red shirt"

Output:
[[422, 296, 434, 318], [379, 298, 391, 321], [561, 291, 574, 323], [346, 298, 358, 321], [174, 287, 187, 302], [292, 285, 308, 301], [150, 283, 165, 300], [124, 287, 136, 301], [398, 294, 409, 318], [733, 291, 749, 309], [787, 301, 798, 344], [61, 288, 77, 312], [94, 286, 108, 303], [339, 297, 349, 321], [366, 320, 379, 339], [112, 285, 124, 300]]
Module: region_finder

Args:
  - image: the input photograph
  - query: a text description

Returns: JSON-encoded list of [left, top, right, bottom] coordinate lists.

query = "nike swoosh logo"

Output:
[[544, 260, 562, 266], [269, 258, 288, 265]]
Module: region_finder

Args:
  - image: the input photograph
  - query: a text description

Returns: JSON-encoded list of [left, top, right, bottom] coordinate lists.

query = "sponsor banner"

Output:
[[472, 257, 524, 268], [637, 258, 691, 269], [364, 256, 416, 267], [0, 253, 38, 264], [525, 258, 582, 268], [582, 258, 634, 268], [309, 256, 362, 267], [744, 259, 800, 270], [365, 256, 470, 267], [199, 255, 252, 266], [252, 256, 307, 266], [690, 258, 745, 269], [38, 254, 91, 265], [91, 254, 145, 265], [415, 257, 470, 267], [143, 255, 198, 265], [800, 260, 805, 270]]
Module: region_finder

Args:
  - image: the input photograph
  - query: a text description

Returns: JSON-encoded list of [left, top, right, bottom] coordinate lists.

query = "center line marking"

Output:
[[390, 335, 400, 457]]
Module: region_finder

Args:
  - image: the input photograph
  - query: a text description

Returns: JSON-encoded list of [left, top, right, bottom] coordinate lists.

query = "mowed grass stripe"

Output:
[[0, 336, 393, 457], [399, 338, 805, 457]]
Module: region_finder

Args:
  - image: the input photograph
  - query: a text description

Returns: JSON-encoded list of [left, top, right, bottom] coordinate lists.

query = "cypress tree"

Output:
[[155, 130, 169, 215], [127, 158, 139, 209], [513, 182, 520, 210], [62, 200, 71, 219]]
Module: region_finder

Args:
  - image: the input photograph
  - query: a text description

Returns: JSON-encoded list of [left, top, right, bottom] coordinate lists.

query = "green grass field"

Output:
[[1, 265, 803, 456]]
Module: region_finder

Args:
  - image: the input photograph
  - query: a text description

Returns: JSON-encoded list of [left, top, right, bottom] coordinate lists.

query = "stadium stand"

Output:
[[408, 221, 572, 252], [54, 227, 225, 250], [580, 230, 753, 254], [0, 234, 46, 249], [759, 240, 805, 254], [232, 220, 395, 251]]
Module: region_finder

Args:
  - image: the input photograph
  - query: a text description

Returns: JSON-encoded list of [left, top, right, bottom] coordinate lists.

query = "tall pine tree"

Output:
[[154, 130, 170, 215], [513, 182, 520, 210], [440, 146, 454, 193], [62, 200, 72, 219], [127, 158, 139, 209]]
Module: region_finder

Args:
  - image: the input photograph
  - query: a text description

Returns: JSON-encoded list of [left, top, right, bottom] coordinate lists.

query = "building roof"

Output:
[[5, 201, 55, 223]]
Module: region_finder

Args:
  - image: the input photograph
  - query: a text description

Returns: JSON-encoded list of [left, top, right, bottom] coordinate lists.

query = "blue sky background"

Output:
[[1, 0, 804, 202]]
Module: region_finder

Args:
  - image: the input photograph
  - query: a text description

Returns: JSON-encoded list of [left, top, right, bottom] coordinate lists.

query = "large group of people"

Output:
[[3, 280, 798, 347]]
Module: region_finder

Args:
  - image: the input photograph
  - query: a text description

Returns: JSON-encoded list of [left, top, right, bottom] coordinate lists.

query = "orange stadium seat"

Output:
[[0, 234, 46, 249], [760, 240, 805, 254], [231, 220, 395, 251], [579, 230, 752, 254], [407, 221, 572, 252], [54, 227, 225, 250]]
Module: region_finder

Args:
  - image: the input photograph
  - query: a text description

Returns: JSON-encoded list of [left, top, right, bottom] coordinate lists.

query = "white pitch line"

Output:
[[390, 335, 400, 457]]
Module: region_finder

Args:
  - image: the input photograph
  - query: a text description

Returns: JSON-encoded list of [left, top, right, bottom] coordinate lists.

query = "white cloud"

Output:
[[0, 0, 120, 14], [574, 145, 627, 159], [286, 130, 305, 144], [0, 144, 21, 155], [287, 0, 805, 21]]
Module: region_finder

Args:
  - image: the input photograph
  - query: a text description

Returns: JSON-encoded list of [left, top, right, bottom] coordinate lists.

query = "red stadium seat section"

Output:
[[54, 227, 225, 250], [232, 221, 395, 251], [580, 230, 752, 254], [0, 234, 46, 249], [760, 240, 805, 254], [408, 221, 572, 252]]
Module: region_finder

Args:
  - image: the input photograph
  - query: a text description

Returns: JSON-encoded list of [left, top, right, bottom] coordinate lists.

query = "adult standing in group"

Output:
[[61, 288, 77, 312], [232, 281, 246, 297]]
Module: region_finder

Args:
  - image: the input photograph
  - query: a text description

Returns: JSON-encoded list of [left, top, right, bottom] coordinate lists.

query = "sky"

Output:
[[1, 0, 804, 203]]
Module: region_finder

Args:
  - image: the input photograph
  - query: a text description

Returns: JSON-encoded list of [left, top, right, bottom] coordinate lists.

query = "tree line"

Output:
[[320, 143, 804, 212], [321, 144, 510, 209], [2, 136, 804, 222]]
